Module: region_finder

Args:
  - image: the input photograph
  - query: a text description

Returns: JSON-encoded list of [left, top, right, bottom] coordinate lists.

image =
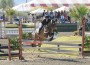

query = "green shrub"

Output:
[[56, 23, 90, 32], [84, 36, 90, 50], [5, 24, 18, 28], [9, 37, 20, 50], [22, 32, 32, 39], [22, 24, 35, 28]]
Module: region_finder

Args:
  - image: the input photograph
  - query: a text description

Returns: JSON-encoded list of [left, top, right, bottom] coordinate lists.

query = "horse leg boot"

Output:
[[49, 33, 54, 41], [49, 36, 53, 41], [38, 37, 43, 51]]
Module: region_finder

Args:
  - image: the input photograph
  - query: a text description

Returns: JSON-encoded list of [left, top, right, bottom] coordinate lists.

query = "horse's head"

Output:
[[47, 19, 57, 32], [43, 19, 57, 37]]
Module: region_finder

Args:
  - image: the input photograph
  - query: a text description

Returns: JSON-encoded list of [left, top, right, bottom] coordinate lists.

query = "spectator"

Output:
[[42, 10, 46, 17], [27, 13, 31, 23], [32, 14, 35, 22], [67, 15, 71, 23], [57, 11, 60, 23], [60, 14, 65, 23], [45, 10, 49, 17], [63, 10, 68, 23], [49, 10, 54, 20], [54, 11, 58, 23]]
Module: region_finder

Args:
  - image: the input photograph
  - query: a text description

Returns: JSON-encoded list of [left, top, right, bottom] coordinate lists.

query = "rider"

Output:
[[39, 15, 51, 34], [49, 10, 54, 20]]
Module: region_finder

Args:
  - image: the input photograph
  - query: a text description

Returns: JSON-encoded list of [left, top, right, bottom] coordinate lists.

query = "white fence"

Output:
[[5, 28, 35, 36], [0, 22, 36, 38], [0, 22, 5, 38], [22, 40, 82, 55]]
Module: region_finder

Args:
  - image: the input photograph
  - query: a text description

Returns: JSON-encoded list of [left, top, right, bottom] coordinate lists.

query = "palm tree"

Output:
[[0, 0, 14, 24], [0, 0, 7, 9], [6, 8, 15, 24], [6, 0, 14, 8], [70, 5, 89, 29], [0, 0, 14, 9]]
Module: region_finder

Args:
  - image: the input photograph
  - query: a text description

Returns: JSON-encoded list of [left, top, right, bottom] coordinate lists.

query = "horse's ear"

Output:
[[55, 19, 57, 22]]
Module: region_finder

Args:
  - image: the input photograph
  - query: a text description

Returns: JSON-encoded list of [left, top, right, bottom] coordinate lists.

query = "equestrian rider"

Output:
[[39, 16, 51, 34]]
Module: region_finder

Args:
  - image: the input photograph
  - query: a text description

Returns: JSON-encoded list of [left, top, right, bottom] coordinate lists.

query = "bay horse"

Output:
[[32, 19, 57, 47]]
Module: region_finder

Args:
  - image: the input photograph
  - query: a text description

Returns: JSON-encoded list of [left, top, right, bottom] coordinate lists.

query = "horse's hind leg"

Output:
[[38, 37, 43, 51], [38, 42, 42, 51]]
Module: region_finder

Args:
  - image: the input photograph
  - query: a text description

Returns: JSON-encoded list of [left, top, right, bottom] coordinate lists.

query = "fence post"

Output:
[[57, 45, 60, 52], [8, 38, 11, 60], [0, 44, 1, 52], [82, 17, 85, 58], [19, 19, 23, 60], [79, 44, 81, 55]]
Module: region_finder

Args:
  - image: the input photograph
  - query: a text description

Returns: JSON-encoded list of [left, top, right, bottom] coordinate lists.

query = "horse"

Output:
[[31, 19, 57, 47], [48, 19, 57, 41]]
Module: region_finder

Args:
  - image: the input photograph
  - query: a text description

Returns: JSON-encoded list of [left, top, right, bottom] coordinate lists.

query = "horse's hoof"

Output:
[[37, 55, 40, 57], [31, 44, 36, 47]]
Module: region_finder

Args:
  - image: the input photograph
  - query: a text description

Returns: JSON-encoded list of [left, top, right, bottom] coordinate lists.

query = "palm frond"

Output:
[[70, 5, 89, 23]]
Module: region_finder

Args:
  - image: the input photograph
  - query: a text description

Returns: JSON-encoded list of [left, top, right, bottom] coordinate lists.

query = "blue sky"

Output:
[[14, 0, 32, 5]]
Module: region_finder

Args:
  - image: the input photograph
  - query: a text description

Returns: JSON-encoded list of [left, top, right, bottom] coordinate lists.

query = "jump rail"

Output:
[[22, 40, 82, 56]]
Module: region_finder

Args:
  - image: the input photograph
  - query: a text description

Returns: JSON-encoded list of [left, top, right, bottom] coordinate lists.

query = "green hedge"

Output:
[[57, 23, 90, 32], [5, 24, 35, 28], [5, 24, 18, 28]]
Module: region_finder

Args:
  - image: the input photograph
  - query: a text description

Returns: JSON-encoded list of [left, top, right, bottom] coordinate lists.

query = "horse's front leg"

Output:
[[32, 33, 38, 47]]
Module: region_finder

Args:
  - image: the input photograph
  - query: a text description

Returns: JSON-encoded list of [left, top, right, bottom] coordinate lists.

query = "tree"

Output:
[[6, 8, 15, 23], [0, 0, 14, 9], [70, 5, 89, 28], [6, 0, 14, 8], [0, 0, 7, 9], [0, 0, 14, 24]]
